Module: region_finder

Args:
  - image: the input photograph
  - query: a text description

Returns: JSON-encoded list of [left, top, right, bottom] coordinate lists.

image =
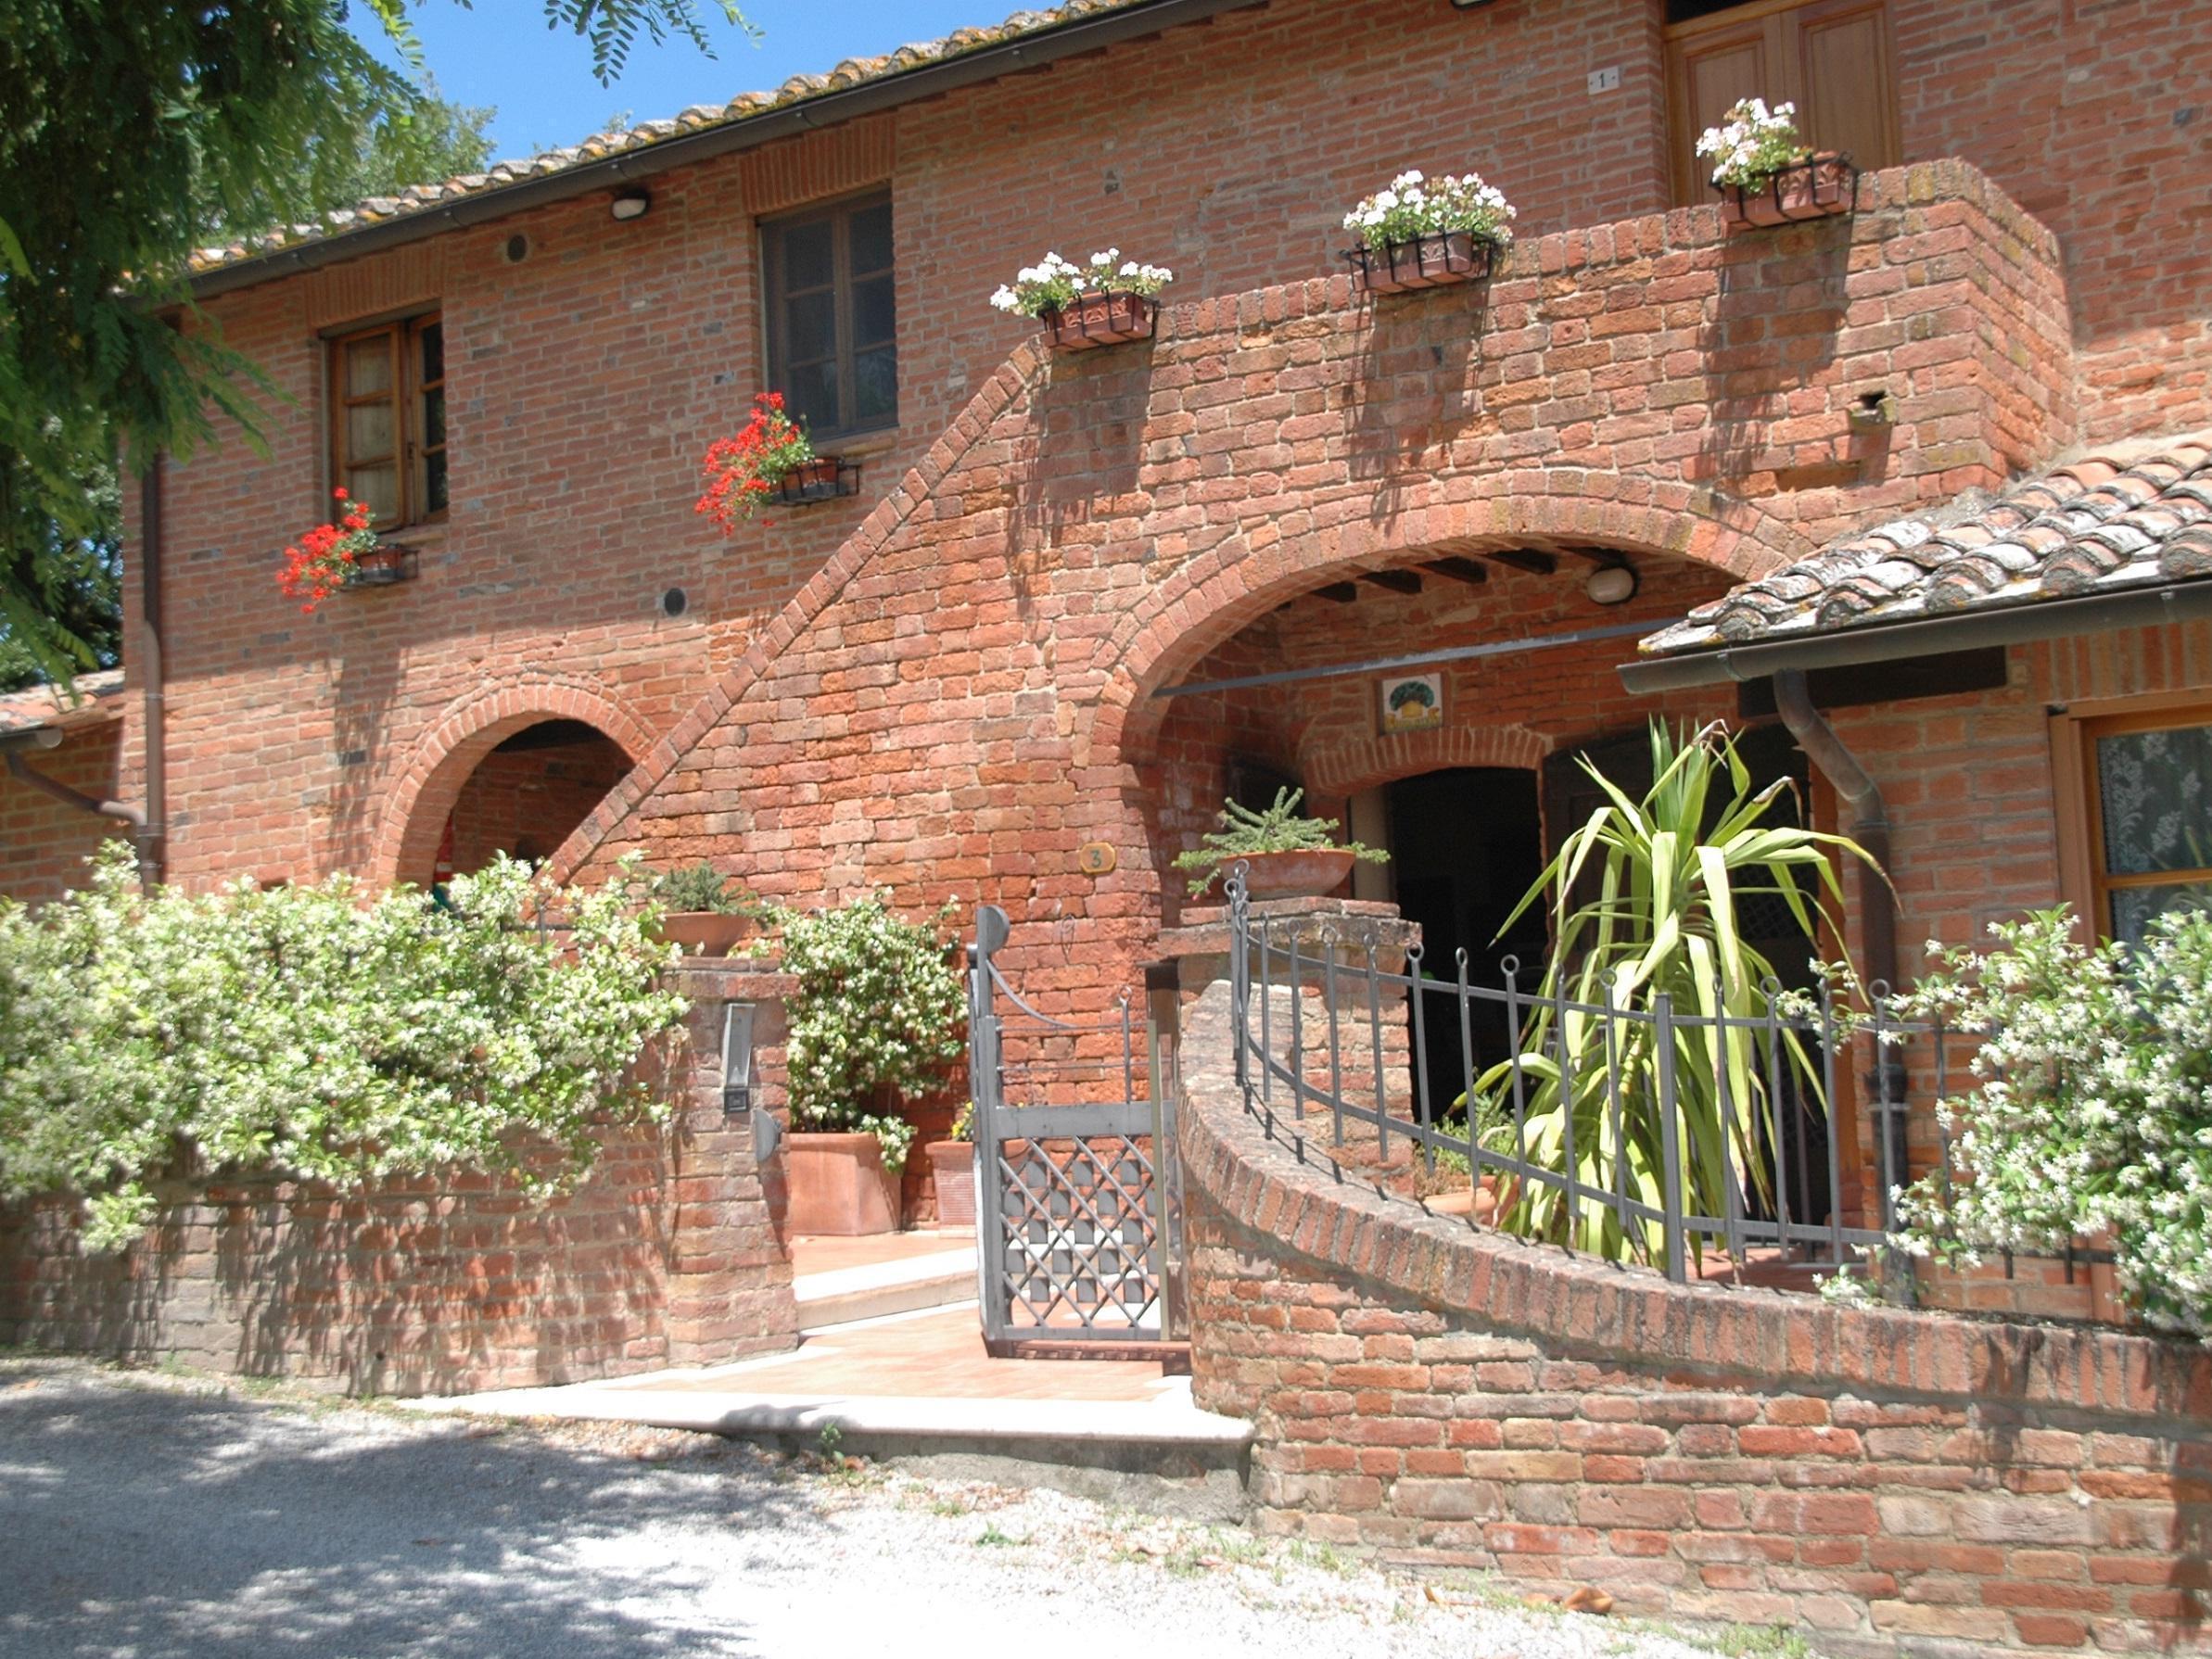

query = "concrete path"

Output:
[[0, 1357, 1775, 1659]]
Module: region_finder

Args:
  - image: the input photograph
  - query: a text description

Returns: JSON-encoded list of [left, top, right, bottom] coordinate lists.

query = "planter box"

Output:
[[1343, 230, 1499, 295], [925, 1140, 978, 1231], [657, 912, 752, 956], [785, 1131, 899, 1235], [1223, 847, 1358, 900], [1717, 153, 1858, 227], [1038, 290, 1158, 350], [344, 543, 419, 589], [773, 457, 862, 505]]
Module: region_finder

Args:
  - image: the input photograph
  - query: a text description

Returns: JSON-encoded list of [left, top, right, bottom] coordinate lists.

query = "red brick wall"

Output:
[[0, 959, 798, 1392], [0, 722, 129, 902], [559, 166, 2071, 1025], [1176, 981, 2212, 1654]]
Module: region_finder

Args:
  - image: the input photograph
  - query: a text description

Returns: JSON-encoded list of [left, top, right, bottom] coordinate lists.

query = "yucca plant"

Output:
[[1473, 721, 1877, 1267]]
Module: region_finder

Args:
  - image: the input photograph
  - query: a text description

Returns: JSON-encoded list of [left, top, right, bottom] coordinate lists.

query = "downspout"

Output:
[[3, 728, 146, 827], [1772, 668, 1907, 1243], [138, 459, 167, 887]]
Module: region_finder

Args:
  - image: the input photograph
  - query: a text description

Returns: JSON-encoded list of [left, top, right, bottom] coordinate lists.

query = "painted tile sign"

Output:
[[1379, 673, 1443, 734]]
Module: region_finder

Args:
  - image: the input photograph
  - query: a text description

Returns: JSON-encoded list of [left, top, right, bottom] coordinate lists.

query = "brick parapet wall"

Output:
[[1175, 980, 2212, 1655], [0, 959, 798, 1393]]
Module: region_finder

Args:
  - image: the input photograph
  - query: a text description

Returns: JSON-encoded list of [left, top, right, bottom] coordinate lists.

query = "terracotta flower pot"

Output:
[[1039, 290, 1157, 349], [1719, 152, 1855, 227], [344, 543, 418, 588], [925, 1140, 978, 1231], [773, 457, 856, 503], [1224, 847, 1358, 900], [1352, 230, 1494, 295], [785, 1131, 900, 1235], [658, 911, 753, 956]]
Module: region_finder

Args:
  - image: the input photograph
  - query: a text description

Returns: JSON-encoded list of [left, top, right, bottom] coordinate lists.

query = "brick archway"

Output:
[[1084, 482, 1810, 775], [1298, 722, 1551, 798], [371, 681, 655, 889]]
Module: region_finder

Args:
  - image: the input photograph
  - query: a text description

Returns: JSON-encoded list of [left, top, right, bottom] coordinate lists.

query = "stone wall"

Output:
[[1176, 981, 2212, 1656], [0, 958, 798, 1394]]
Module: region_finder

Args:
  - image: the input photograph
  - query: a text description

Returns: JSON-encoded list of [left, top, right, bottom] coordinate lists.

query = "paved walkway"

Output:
[[0, 1358, 1760, 1659]]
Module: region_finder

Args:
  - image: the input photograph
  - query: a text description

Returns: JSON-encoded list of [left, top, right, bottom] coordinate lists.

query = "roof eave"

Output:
[[1618, 579, 2212, 694], [188, 0, 1267, 301]]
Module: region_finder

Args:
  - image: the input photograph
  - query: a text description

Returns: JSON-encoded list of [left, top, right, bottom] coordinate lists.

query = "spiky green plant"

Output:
[[1474, 721, 1877, 1266], [1173, 788, 1387, 897]]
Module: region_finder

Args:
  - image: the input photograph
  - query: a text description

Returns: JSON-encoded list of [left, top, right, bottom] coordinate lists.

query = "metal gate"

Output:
[[965, 905, 1184, 1354]]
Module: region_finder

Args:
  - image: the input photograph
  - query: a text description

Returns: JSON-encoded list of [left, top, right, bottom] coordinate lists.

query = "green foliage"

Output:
[[0, 0, 737, 684], [1887, 907, 2212, 1339], [770, 895, 966, 1171], [648, 863, 762, 916], [1172, 788, 1388, 897], [1475, 721, 1875, 1266], [0, 846, 688, 1250]]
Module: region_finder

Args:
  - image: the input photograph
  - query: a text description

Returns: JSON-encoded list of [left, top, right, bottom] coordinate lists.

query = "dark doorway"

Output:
[[1384, 767, 1549, 1105]]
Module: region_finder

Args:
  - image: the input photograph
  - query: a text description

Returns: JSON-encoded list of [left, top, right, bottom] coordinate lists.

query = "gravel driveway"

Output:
[[0, 1357, 1786, 1659]]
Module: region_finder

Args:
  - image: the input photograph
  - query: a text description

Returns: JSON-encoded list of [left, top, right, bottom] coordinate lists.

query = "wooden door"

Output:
[[1665, 0, 1900, 206]]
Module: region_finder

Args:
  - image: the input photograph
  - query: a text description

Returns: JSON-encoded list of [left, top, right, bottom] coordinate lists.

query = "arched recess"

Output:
[[1299, 722, 1552, 799], [370, 682, 657, 889], [1084, 482, 1812, 777]]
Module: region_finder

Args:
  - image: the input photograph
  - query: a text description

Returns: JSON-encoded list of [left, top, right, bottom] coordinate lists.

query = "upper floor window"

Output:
[[2082, 709, 2212, 945], [328, 313, 446, 529], [761, 193, 896, 443], [1664, 0, 1901, 207]]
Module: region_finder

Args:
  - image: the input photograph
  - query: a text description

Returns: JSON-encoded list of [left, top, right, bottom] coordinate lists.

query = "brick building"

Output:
[[5, 0, 2205, 1214]]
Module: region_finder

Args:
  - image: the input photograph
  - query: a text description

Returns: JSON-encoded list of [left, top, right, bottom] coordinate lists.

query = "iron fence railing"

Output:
[[1222, 871, 1953, 1290]]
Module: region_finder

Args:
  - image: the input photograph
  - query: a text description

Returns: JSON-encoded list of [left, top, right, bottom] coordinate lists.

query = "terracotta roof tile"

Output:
[[1642, 431, 2212, 657], [187, 0, 1146, 277], [0, 670, 126, 737]]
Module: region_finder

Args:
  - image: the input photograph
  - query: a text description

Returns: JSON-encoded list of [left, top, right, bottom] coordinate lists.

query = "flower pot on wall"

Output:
[[1039, 290, 1158, 349], [773, 458, 862, 505], [1344, 230, 1498, 295], [925, 1140, 978, 1231], [785, 1131, 899, 1235], [1718, 153, 1857, 227], [658, 912, 753, 956], [1228, 847, 1358, 900]]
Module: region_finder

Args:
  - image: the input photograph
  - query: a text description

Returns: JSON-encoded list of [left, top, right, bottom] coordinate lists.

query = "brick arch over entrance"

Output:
[[1084, 484, 1814, 774], [372, 681, 655, 889], [1299, 722, 1550, 798]]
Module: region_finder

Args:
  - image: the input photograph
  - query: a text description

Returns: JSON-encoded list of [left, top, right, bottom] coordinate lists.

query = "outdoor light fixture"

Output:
[[1585, 563, 1638, 606], [721, 1001, 782, 1159], [610, 187, 652, 222]]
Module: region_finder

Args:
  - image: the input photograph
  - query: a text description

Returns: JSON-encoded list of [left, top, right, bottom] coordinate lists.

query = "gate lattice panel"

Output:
[[966, 906, 1182, 1352]]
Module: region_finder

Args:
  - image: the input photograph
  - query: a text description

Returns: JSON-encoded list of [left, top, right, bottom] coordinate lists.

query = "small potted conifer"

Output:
[[648, 864, 764, 956], [1174, 787, 1388, 900]]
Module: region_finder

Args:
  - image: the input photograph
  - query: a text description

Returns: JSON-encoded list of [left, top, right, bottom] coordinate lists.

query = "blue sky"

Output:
[[364, 0, 1010, 158]]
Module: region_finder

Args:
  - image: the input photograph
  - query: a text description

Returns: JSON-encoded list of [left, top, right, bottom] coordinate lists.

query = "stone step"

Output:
[[793, 1245, 979, 1331]]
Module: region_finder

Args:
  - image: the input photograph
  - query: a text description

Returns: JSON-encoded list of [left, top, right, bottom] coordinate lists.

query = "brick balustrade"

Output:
[[1175, 979, 2212, 1656]]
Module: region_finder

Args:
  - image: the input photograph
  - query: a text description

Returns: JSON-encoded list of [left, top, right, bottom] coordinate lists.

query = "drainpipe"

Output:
[[1772, 668, 1907, 1242], [2, 728, 146, 827], [138, 459, 167, 888]]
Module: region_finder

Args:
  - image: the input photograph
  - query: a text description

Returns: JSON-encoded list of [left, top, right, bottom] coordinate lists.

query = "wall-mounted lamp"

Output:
[[610, 187, 652, 222], [721, 1001, 781, 1159], [1585, 563, 1639, 606]]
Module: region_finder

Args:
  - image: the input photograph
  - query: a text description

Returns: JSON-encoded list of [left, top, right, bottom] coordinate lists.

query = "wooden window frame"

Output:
[[324, 310, 446, 531], [759, 189, 896, 446], [2051, 690, 2212, 942]]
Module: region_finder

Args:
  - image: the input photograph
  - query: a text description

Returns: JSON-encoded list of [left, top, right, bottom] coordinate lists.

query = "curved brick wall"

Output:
[[1174, 982, 2212, 1655]]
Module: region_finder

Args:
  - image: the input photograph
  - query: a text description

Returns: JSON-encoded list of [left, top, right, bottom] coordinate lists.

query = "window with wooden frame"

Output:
[[760, 192, 896, 443], [326, 313, 446, 529], [1663, 0, 1901, 207], [2056, 701, 2212, 944]]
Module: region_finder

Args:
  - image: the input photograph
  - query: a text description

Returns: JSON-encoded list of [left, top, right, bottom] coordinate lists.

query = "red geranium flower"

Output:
[[279, 489, 381, 614]]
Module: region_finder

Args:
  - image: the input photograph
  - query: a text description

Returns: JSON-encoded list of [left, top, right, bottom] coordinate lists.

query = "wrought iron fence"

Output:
[[1221, 871, 1949, 1289], [966, 905, 1183, 1349]]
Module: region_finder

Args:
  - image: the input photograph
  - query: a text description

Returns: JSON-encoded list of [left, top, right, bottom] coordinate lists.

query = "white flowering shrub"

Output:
[[1887, 908, 2212, 1339], [771, 894, 965, 1173], [989, 248, 1174, 318], [0, 845, 688, 1251], [1341, 169, 1516, 251], [1697, 97, 1810, 190]]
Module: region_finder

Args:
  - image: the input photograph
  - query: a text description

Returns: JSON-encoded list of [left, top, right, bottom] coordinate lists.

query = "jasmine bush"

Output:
[[0, 846, 688, 1250], [771, 894, 965, 1174], [1888, 908, 2212, 1339]]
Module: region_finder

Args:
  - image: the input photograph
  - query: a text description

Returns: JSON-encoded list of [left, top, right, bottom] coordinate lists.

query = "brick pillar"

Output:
[[662, 958, 799, 1366]]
